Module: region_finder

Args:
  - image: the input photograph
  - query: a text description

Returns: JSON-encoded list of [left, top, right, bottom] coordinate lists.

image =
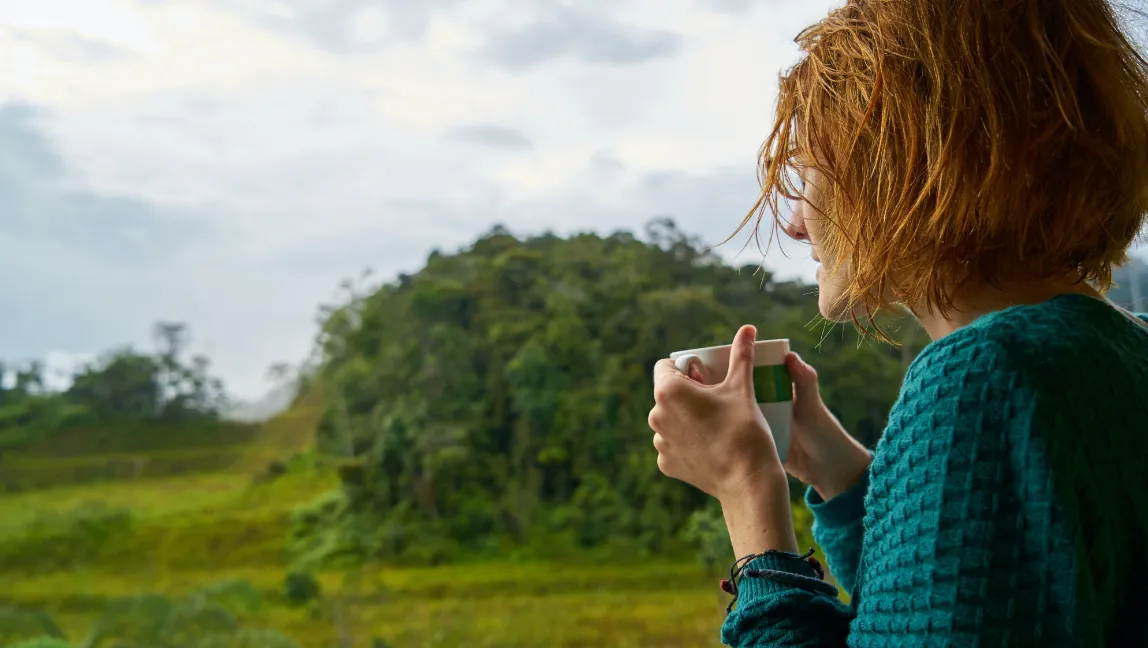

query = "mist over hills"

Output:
[[225, 380, 299, 422]]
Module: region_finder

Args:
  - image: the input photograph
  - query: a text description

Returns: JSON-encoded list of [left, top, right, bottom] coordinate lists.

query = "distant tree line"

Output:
[[0, 322, 227, 452]]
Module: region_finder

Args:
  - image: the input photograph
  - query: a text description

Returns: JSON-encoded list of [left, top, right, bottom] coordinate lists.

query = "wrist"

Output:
[[718, 470, 799, 557], [716, 456, 787, 503], [810, 441, 871, 502]]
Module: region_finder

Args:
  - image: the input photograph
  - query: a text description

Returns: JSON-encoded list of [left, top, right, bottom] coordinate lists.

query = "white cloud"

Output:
[[0, 0, 157, 53], [0, 0, 838, 400], [40, 349, 95, 391]]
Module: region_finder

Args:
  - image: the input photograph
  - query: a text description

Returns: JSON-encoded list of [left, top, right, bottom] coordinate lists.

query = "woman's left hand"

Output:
[[649, 325, 786, 500]]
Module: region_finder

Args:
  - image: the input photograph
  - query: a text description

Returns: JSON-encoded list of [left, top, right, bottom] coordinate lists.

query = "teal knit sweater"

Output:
[[722, 294, 1148, 646]]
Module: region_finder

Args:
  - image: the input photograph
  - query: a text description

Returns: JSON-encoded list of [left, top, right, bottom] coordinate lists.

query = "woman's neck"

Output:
[[910, 277, 1105, 340]]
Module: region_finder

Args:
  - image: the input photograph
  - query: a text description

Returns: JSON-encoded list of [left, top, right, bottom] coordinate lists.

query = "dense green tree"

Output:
[[66, 350, 163, 420], [305, 220, 913, 563]]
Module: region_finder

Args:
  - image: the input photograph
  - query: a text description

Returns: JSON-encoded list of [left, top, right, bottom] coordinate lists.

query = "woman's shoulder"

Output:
[[906, 293, 1147, 388], [880, 296, 1134, 463], [889, 294, 1148, 448]]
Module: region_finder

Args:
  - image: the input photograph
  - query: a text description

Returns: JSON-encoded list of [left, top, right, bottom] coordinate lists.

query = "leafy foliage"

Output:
[[302, 220, 916, 565], [0, 323, 228, 455]]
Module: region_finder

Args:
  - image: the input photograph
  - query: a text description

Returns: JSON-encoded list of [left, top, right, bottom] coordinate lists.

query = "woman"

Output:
[[648, 1, 1148, 646]]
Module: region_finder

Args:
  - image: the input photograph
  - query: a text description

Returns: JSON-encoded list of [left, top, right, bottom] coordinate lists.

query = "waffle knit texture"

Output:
[[721, 294, 1148, 647]]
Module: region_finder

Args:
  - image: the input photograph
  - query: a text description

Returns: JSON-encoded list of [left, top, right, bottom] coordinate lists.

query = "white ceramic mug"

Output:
[[668, 339, 793, 463]]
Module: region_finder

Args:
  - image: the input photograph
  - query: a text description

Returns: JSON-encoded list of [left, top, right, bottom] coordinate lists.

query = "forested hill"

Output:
[[300, 219, 914, 563]]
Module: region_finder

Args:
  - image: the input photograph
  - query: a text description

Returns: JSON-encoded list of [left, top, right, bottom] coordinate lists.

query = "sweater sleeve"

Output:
[[803, 474, 868, 594], [721, 338, 1044, 647]]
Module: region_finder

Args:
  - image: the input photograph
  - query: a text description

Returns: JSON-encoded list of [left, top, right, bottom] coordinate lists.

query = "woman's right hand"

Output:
[[783, 352, 872, 501]]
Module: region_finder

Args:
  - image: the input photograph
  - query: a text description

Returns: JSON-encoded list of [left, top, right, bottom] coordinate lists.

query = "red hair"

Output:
[[735, 0, 1148, 332]]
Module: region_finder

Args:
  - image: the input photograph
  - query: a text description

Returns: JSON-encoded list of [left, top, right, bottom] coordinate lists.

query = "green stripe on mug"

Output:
[[753, 364, 792, 403]]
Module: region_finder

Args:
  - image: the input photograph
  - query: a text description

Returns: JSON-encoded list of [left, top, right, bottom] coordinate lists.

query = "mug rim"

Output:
[[668, 338, 789, 359]]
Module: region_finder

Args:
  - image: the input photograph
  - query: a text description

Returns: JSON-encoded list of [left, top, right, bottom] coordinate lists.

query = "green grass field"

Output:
[[4, 562, 726, 647], [0, 466, 728, 646], [0, 410, 743, 646]]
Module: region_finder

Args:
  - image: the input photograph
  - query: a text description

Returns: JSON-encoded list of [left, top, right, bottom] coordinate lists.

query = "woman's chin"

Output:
[[818, 294, 852, 322]]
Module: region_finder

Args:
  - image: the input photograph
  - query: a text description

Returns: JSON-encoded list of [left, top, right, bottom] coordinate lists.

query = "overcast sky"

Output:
[[0, 0, 840, 400], [4, 1, 1142, 402]]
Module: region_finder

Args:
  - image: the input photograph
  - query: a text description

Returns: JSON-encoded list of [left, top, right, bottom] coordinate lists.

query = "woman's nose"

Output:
[[784, 203, 809, 241], [783, 222, 808, 240]]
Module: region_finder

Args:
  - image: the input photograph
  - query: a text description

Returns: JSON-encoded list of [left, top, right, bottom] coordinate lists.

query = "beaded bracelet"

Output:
[[720, 548, 834, 613]]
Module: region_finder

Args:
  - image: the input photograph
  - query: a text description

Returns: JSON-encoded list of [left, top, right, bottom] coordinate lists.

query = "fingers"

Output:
[[652, 358, 706, 404], [676, 355, 706, 384], [652, 432, 675, 477], [652, 432, 668, 453], [653, 358, 679, 382], [786, 351, 820, 397], [722, 324, 758, 392], [652, 431, 675, 478], [670, 353, 702, 383], [647, 405, 665, 432], [652, 360, 677, 403]]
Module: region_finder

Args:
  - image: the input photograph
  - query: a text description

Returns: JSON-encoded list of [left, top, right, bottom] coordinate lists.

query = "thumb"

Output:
[[785, 352, 820, 399], [723, 325, 758, 392]]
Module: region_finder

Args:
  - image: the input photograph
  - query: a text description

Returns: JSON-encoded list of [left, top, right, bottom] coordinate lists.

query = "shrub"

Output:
[[680, 504, 731, 573], [283, 571, 321, 606]]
